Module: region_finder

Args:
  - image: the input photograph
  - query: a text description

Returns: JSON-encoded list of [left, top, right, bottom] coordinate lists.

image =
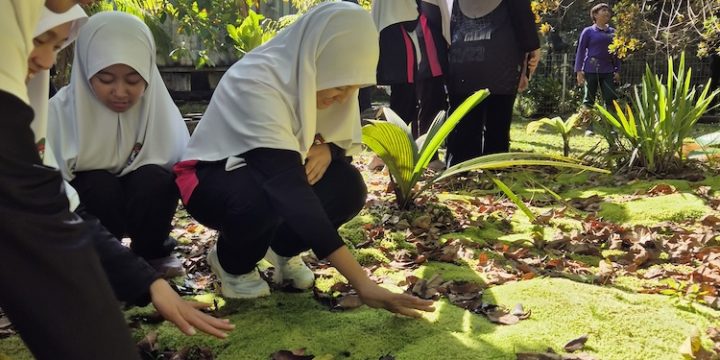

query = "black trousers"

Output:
[[70, 165, 178, 260], [582, 72, 617, 109], [358, 86, 373, 112], [446, 93, 516, 166], [390, 83, 418, 129], [416, 76, 448, 137], [0, 91, 139, 360], [186, 159, 366, 275]]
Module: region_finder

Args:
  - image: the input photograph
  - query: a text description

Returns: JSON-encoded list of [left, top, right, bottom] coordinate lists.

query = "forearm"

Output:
[[326, 246, 376, 293], [77, 207, 160, 305]]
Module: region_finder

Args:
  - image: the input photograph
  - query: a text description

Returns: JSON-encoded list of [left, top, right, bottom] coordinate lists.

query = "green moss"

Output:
[[613, 275, 663, 293], [378, 231, 415, 251], [4, 278, 719, 360], [338, 214, 375, 246], [560, 179, 693, 200], [567, 253, 602, 267], [602, 249, 627, 261], [699, 176, 720, 196], [598, 193, 710, 225], [353, 248, 390, 266], [556, 172, 591, 186], [413, 261, 486, 285], [314, 268, 347, 292], [0, 337, 32, 360]]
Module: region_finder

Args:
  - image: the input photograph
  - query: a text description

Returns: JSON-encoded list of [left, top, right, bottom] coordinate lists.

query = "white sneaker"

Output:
[[264, 248, 315, 290], [207, 246, 270, 298]]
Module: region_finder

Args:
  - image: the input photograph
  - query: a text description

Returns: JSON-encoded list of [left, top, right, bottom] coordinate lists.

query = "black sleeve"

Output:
[[328, 143, 347, 161], [508, 0, 541, 53], [242, 148, 345, 259], [76, 207, 161, 307]]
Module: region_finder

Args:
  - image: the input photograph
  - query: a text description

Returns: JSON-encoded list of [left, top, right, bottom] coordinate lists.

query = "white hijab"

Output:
[[183, 2, 378, 166], [371, 0, 418, 33], [29, 5, 88, 150], [48, 11, 189, 181], [0, 0, 44, 104], [27, 5, 87, 211]]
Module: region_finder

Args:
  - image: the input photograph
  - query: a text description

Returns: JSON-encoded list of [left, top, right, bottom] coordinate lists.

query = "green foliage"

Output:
[[526, 114, 580, 156], [226, 9, 275, 56], [659, 278, 709, 307], [362, 90, 609, 214], [165, 0, 248, 67], [595, 52, 720, 173], [85, 0, 173, 62], [362, 90, 489, 208]]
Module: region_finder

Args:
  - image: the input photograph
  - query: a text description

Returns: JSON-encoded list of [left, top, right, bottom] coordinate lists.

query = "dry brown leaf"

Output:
[[412, 215, 432, 230], [563, 334, 589, 352], [334, 295, 363, 310], [648, 183, 677, 196], [484, 307, 519, 325]]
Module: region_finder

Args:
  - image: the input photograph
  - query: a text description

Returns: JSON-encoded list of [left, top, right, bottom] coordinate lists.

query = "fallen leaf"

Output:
[[563, 334, 589, 352], [137, 331, 159, 354], [334, 295, 363, 310], [484, 307, 520, 325], [270, 349, 314, 360], [648, 183, 677, 196]]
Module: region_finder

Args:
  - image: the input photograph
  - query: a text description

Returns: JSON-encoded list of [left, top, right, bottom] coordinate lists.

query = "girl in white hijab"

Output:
[[174, 2, 434, 317], [47, 11, 190, 275], [28, 8, 234, 340]]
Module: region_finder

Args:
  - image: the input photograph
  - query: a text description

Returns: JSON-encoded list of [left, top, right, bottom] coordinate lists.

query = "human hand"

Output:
[[576, 71, 585, 86], [613, 72, 620, 83], [149, 279, 235, 339], [356, 282, 435, 318], [526, 49, 540, 78], [518, 73, 529, 92], [305, 143, 332, 185]]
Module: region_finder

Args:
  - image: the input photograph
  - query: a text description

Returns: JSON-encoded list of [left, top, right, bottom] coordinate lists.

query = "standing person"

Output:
[[29, 9, 234, 340], [48, 12, 191, 278], [0, 1, 141, 359], [575, 3, 620, 114], [372, 0, 421, 129], [423, 0, 540, 166], [174, 2, 435, 317]]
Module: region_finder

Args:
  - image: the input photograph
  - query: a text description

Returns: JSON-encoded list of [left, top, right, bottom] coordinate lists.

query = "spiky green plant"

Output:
[[362, 90, 609, 215], [595, 52, 720, 173], [526, 114, 580, 156]]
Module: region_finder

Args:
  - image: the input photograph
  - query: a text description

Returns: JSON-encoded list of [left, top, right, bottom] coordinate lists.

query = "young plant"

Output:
[[526, 114, 580, 156], [595, 52, 720, 173], [362, 90, 610, 214]]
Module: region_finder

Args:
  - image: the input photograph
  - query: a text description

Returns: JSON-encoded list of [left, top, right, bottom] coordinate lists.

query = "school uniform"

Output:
[[422, 0, 539, 165], [48, 12, 190, 261], [374, 0, 447, 138], [174, 2, 378, 275], [0, 4, 139, 359]]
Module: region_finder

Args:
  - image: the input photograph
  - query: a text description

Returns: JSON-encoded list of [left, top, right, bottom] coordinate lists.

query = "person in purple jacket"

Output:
[[575, 3, 620, 112]]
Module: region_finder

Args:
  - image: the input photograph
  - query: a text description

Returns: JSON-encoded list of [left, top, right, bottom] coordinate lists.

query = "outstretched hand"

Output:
[[149, 279, 235, 339], [357, 283, 435, 318]]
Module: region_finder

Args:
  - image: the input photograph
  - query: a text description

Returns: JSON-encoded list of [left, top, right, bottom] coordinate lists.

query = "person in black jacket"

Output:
[[421, 0, 540, 165], [174, 3, 435, 317], [1, 1, 141, 359]]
